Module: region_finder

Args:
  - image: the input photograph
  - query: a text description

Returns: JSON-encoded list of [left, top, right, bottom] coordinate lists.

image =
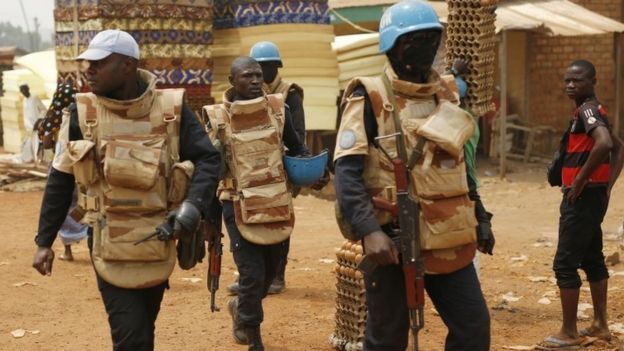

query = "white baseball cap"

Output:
[[76, 29, 140, 61]]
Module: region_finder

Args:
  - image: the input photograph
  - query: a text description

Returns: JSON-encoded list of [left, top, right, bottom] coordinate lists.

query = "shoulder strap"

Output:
[[202, 104, 228, 142], [266, 94, 284, 117], [380, 74, 426, 170], [266, 94, 285, 136], [342, 76, 393, 136], [160, 88, 185, 163], [75, 93, 98, 141]]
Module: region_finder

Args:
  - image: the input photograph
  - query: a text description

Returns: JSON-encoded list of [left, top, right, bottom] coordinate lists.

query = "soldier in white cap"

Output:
[[32, 29, 221, 350]]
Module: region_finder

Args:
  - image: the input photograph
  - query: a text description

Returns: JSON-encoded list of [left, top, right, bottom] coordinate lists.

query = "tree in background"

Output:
[[0, 21, 53, 53]]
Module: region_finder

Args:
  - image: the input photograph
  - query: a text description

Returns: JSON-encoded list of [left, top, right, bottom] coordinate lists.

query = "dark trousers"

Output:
[[96, 275, 167, 351], [223, 201, 289, 327], [363, 263, 490, 351], [275, 239, 289, 281], [554, 187, 609, 289], [88, 235, 167, 351]]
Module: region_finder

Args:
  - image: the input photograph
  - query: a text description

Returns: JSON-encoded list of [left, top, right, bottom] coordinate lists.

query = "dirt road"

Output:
[[1, 163, 623, 350]]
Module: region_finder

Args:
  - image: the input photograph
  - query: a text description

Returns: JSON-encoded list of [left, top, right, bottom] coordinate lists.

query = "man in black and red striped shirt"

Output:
[[539, 60, 624, 349]]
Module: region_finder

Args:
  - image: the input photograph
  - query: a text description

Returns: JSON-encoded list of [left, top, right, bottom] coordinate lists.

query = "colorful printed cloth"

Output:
[[55, 18, 213, 32], [214, 0, 329, 29], [151, 68, 212, 85], [54, 4, 213, 22], [38, 83, 76, 140], [56, 30, 213, 47], [55, 0, 212, 8], [56, 44, 212, 60]]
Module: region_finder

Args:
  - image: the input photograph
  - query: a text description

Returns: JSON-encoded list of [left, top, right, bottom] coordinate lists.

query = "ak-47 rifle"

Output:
[[358, 132, 425, 351], [205, 200, 223, 312]]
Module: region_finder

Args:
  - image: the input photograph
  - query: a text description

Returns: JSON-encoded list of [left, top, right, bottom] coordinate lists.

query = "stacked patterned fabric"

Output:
[[329, 240, 366, 351], [445, 0, 497, 116], [212, 0, 339, 130], [53, 0, 214, 112], [0, 69, 47, 153], [333, 33, 385, 90]]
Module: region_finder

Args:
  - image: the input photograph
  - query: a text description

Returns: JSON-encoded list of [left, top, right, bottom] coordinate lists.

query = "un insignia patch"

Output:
[[339, 129, 356, 149]]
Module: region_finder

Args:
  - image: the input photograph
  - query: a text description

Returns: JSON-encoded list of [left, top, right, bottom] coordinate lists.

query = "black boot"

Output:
[[245, 326, 264, 351], [228, 298, 247, 344], [227, 279, 240, 296], [268, 260, 286, 295]]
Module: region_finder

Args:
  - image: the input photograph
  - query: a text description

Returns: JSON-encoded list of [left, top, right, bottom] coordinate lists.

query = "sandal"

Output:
[[579, 326, 612, 341], [535, 336, 584, 350]]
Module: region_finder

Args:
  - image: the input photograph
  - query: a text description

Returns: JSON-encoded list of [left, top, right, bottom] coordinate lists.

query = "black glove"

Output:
[[174, 201, 201, 239], [477, 211, 495, 255]]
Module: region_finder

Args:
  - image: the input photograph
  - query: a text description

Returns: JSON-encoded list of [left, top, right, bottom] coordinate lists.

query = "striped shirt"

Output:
[[562, 99, 610, 187]]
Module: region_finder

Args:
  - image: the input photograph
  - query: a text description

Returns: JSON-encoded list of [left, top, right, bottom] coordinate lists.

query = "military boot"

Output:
[[227, 297, 247, 344], [268, 259, 286, 294], [245, 326, 264, 351], [227, 281, 240, 295], [267, 276, 285, 295]]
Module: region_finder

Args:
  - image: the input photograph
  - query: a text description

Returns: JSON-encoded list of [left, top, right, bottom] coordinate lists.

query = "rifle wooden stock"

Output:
[[207, 230, 223, 312], [371, 196, 398, 217], [205, 201, 223, 313], [392, 158, 409, 192]]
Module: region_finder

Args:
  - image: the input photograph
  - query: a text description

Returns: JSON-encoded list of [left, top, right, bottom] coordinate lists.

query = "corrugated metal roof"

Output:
[[329, 0, 448, 14], [495, 0, 624, 35], [329, 0, 624, 36]]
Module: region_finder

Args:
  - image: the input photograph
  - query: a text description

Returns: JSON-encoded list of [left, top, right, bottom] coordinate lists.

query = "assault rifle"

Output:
[[358, 132, 425, 351], [205, 201, 223, 312]]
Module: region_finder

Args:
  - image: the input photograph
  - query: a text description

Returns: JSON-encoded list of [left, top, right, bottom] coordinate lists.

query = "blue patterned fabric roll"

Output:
[[54, 0, 213, 8], [56, 30, 214, 47], [214, 0, 329, 30], [151, 68, 213, 85]]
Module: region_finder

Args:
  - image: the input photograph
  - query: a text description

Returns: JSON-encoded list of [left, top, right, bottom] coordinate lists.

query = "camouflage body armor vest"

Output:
[[68, 70, 191, 288], [202, 90, 294, 245], [266, 75, 304, 101], [335, 66, 478, 274]]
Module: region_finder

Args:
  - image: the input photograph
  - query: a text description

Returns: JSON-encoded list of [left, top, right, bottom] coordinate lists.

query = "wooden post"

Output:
[[615, 32, 622, 137], [499, 30, 508, 178], [73, 0, 80, 89], [523, 32, 530, 127]]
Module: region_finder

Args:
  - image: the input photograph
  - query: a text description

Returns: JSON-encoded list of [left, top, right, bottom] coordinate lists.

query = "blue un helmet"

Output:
[[249, 41, 283, 67], [379, 0, 443, 54], [283, 150, 329, 186]]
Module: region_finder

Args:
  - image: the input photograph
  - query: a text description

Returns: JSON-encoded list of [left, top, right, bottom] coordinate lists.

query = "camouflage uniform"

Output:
[[35, 70, 220, 351], [334, 65, 491, 351], [203, 88, 307, 333], [264, 75, 305, 287], [265, 76, 305, 142]]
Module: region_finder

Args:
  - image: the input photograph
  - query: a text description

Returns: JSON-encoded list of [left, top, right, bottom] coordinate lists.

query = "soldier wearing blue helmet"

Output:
[[249, 41, 306, 142], [334, 1, 494, 350]]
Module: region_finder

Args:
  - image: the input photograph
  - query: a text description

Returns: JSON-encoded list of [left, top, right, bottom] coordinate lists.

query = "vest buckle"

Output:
[[383, 103, 394, 112], [164, 113, 177, 123], [84, 119, 98, 139]]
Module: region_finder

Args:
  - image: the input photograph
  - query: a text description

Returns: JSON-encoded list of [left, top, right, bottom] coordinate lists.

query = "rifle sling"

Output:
[[380, 74, 426, 171]]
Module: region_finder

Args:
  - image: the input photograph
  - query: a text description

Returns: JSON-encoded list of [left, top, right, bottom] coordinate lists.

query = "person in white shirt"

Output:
[[19, 84, 46, 162]]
